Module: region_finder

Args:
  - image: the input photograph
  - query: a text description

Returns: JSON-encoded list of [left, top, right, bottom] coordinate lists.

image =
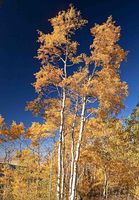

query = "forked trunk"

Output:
[[69, 97, 86, 200], [69, 101, 78, 197]]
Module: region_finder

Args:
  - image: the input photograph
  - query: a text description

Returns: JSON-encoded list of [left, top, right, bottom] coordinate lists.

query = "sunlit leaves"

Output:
[[26, 122, 55, 146], [34, 64, 63, 93], [26, 98, 41, 116], [90, 68, 128, 117], [0, 5, 133, 200], [90, 16, 127, 68], [37, 5, 87, 65], [0, 117, 24, 142]]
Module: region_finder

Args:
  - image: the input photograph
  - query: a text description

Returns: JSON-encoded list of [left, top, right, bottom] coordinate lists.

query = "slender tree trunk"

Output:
[[69, 100, 78, 197], [57, 47, 68, 199], [57, 136, 62, 200], [60, 55, 68, 199], [61, 125, 65, 200], [57, 88, 66, 200], [70, 97, 86, 200], [69, 120, 75, 197], [103, 169, 108, 200]]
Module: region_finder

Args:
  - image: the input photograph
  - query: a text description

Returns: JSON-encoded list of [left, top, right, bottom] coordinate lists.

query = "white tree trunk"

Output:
[[69, 100, 78, 197], [61, 127, 65, 200], [57, 88, 66, 200], [69, 123, 75, 197], [70, 97, 86, 200]]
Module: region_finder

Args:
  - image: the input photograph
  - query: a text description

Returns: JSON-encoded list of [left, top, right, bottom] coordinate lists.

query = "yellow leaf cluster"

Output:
[[0, 118, 24, 141], [61, 67, 89, 96], [9, 121, 24, 139], [26, 98, 41, 116], [34, 64, 63, 93], [37, 5, 87, 65], [91, 16, 127, 68], [90, 68, 128, 116]]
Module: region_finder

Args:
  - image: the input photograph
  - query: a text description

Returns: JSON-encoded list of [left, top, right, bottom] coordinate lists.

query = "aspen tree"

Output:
[[27, 7, 128, 199], [69, 17, 128, 200], [27, 5, 87, 199]]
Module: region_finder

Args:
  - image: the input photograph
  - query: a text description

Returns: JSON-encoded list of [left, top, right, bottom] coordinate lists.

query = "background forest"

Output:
[[0, 2, 139, 200]]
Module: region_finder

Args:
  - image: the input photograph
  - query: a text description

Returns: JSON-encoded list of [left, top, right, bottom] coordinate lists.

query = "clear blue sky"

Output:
[[0, 0, 138, 127]]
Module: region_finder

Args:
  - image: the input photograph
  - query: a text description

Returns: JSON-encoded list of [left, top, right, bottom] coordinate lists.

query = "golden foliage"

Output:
[[26, 122, 55, 146], [0, 117, 24, 142], [90, 68, 128, 116], [1, 6, 134, 200], [34, 64, 63, 93], [90, 16, 127, 68], [37, 5, 87, 65]]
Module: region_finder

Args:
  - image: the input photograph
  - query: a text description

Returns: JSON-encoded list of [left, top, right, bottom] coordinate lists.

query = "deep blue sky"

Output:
[[0, 0, 138, 126]]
